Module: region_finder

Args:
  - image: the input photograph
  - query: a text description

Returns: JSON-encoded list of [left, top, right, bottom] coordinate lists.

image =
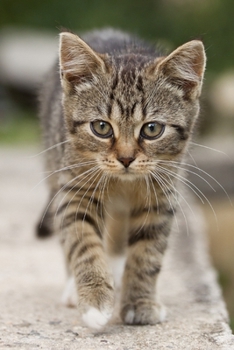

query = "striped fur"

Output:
[[38, 29, 206, 330]]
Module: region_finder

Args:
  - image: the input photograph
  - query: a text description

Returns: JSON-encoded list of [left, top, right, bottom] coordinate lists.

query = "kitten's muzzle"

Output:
[[117, 157, 135, 168]]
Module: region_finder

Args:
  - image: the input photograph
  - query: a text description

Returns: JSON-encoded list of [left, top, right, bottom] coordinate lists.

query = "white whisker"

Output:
[[191, 141, 233, 162], [39, 166, 99, 228], [28, 140, 70, 158], [156, 164, 219, 230], [55, 166, 100, 221], [159, 159, 232, 205], [148, 175, 159, 214], [30, 160, 97, 193], [187, 149, 199, 168], [97, 174, 110, 237], [78, 170, 104, 236], [149, 171, 180, 233], [59, 168, 102, 233]]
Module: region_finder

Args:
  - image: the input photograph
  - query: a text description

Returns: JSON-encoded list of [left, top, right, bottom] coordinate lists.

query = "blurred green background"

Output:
[[0, 0, 233, 331], [1, 0, 234, 141]]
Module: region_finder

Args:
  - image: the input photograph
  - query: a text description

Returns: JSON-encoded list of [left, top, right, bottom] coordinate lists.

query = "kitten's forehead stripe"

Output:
[[136, 75, 144, 92], [108, 65, 146, 121], [131, 102, 137, 116], [116, 99, 124, 116], [111, 74, 118, 91], [107, 103, 112, 119]]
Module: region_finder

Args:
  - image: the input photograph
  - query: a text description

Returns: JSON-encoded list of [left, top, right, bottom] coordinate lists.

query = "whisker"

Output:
[[191, 141, 233, 162], [157, 165, 206, 204], [28, 140, 70, 158], [187, 149, 199, 168], [39, 166, 99, 228], [30, 160, 98, 193], [55, 166, 99, 219], [97, 174, 110, 237], [159, 159, 232, 205], [149, 171, 180, 233], [82, 172, 108, 237], [78, 170, 104, 236], [90, 176, 105, 236], [156, 165, 219, 230], [156, 172, 190, 235], [148, 175, 159, 214], [59, 168, 102, 232]]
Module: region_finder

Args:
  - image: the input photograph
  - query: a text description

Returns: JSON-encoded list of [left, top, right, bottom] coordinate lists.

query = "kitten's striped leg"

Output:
[[59, 215, 114, 330], [120, 225, 170, 325]]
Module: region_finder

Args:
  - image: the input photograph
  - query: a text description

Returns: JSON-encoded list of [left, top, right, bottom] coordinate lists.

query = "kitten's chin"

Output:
[[118, 174, 138, 182], [110, 171, 144, 182]]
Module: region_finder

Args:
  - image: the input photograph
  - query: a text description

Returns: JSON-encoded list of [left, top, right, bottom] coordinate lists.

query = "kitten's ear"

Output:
[[59, 32, 107, 88], [148, 40, 206, 99]]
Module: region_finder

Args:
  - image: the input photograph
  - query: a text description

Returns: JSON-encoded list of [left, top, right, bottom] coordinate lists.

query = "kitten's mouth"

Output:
[[119, 166, 135, 175], [110, 167, 145, 181], [103, 164, 145, 179], [109, 168, 132, 176]]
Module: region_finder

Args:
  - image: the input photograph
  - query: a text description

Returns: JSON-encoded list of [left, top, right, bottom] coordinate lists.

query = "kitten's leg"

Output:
[[120, 225, 170, 325], [59, 219, 114, 330]]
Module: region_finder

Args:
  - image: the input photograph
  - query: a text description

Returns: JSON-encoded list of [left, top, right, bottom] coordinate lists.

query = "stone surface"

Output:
[[0, 147, 234, 350]]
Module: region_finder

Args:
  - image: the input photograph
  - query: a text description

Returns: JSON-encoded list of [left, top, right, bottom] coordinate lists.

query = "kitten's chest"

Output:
[[105, 179, 153, 217]]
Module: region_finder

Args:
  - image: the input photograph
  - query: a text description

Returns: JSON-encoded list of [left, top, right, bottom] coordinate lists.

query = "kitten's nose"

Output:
[[118, 157, 135, 168]]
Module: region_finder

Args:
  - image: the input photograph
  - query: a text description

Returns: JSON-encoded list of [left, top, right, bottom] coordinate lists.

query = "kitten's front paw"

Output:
[[79, 282, 114, 330], [121, 300, 166, 325], [82, 306, 113, 330]]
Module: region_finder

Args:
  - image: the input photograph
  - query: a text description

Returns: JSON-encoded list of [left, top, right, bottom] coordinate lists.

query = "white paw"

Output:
[[61, 277, 77, 307], [82, 307, 112, 330], [158, 304, 167, 322], [124, 309, 135, 324], [108, 255, 126, 289]]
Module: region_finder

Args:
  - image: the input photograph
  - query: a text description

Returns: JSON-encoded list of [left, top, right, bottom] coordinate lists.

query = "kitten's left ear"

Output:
[[148, 40, 206, 99]]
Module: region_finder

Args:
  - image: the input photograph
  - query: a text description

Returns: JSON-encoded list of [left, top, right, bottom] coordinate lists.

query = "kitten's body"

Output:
[[38, 29, 206, 330]]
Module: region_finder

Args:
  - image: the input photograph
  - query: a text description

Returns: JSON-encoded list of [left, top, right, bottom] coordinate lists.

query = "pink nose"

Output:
[[118, 157, 135, 168]]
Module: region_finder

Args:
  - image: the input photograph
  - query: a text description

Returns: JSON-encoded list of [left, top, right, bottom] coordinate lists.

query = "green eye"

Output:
[[90, 120, 113, 138], [140, 122, 165, 140]]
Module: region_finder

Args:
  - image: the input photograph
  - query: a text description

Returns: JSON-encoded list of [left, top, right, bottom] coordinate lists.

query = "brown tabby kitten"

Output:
[[38, 29, 206, 330]]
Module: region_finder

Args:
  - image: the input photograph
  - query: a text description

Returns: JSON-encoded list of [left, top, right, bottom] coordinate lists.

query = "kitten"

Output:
[[37, 29, 206, 330]]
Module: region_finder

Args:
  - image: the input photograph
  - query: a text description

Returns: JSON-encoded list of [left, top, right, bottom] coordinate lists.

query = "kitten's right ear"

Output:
[[59, 32, 107, 88], [146, 40, 206, 100]]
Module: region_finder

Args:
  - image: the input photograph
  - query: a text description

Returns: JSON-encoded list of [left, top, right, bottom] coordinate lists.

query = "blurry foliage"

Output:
[[0, 109, 40, 144], [1, 0, 234, 138], [0, 0, 234, 73], [218, 270, 234, 332]]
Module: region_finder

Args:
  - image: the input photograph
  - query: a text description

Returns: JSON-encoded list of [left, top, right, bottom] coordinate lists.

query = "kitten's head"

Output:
[[59, 32, 206, 180]]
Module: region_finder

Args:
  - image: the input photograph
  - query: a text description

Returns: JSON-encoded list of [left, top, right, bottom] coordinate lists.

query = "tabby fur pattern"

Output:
[[37, 29, 206, 330]]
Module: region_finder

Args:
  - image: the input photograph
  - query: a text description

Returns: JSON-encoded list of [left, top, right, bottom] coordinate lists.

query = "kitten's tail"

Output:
[[36, 220, 54, 238], [36, 210, 54, 239]]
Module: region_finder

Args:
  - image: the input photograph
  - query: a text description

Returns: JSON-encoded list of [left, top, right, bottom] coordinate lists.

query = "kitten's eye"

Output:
[[90, 120, 113, 138], [140, 122, 165, 140]]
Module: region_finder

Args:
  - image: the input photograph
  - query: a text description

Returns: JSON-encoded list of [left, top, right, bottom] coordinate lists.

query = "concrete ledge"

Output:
[[0, 147, 233, 350]]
